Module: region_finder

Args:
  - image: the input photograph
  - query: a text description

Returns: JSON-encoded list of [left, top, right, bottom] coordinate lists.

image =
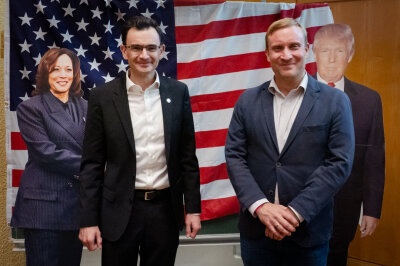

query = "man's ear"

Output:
[[159, 44, 166, 59], [348, 53, 354, 63], [120, 45, 128, 60], [265, 49, 270, 62]]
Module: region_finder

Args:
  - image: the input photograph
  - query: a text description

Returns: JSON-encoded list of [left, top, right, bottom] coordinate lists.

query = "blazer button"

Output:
[[67, 182, 73, 188], [276, 162, 282, 167], [268, 190, 274, 196], [73, 174, 80, 180]]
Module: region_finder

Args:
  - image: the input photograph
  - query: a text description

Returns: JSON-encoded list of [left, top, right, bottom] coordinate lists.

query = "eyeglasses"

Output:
[[124, 44, 161, 53]]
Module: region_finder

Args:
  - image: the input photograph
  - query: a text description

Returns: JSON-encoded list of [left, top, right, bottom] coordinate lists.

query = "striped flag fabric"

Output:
[[5, 0, 334, 223]]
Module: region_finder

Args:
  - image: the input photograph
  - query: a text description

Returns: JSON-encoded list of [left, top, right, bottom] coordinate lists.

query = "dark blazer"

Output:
[[79, 75, 201, 242], [225, 75, 355, 247], [338, 77, 385, 218], [11, 92, 87, 230], [314, 75, 385, 218]]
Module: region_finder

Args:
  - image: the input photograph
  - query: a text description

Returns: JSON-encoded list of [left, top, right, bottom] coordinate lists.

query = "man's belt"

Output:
[[134, 188, 170, 201]]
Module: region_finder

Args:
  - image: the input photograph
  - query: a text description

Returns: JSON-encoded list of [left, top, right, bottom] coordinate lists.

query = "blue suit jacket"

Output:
[[11, 92, 87, 231], [225, 75, 355, 247]]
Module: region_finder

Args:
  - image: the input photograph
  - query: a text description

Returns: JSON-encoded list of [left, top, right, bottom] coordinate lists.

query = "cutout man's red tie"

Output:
[[328, 82, 335, 87]]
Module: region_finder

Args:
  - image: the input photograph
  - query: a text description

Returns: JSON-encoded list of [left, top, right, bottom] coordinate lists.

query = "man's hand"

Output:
[[79, 226, 102, 251], [360, 215, 379, 238], [185, 214, 201, 239], [256, 203, 299, 240]]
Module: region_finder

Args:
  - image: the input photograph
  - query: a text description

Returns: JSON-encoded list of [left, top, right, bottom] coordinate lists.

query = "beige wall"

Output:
[[0, 0, 26, 264]]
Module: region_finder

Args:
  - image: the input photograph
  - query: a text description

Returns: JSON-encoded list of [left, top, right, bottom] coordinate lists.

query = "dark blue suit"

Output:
[[11, 92, 87, 266], [225, 75, 355, 249]]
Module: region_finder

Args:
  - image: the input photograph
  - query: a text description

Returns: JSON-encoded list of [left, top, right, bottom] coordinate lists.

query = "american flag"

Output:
[[5, 0, 334, 223]]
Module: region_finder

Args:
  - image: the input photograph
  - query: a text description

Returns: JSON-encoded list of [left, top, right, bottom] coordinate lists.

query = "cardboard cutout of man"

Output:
[[313, 23, 385, 266]]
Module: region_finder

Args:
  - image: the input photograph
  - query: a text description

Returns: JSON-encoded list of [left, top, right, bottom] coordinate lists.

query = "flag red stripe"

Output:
[[196, 129, 228, 150], [11, 132, 27, 150], [12, 169, 23, 187], [174, 0, 225, 6], [200, 196, 240, 220], [200, 163, 228, 185], [175, 13, 280, 44], [196, 129, 227, 150], [178, 52, 269, 80], [191, 89, 245, 113], [306, 62, 317, 76], [306, 26, 323, 45]]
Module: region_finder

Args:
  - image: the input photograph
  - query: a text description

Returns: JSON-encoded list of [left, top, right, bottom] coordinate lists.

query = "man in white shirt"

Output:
[[313, 23, 385, 266], [79, 16, 201, 266], [225, 18, 355, 266]]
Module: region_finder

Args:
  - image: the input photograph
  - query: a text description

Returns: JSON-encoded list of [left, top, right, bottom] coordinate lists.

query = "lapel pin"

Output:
[[166, 98, 171, 103]]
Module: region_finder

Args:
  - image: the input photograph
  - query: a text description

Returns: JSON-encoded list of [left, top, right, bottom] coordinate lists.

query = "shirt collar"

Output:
[[317, 73, 345, 92], [125, 70, 160, 93], [268, 74, 308, 97]]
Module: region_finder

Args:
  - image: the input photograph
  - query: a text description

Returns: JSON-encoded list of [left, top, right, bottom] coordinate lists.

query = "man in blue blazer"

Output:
[[313, 24, 385, 266], [79, 16, 201, 266], [225, 18, 355, 266]]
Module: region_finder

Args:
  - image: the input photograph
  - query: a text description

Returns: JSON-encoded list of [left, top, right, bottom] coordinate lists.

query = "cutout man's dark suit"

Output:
[[79, 75, 201, 242], [322, 76, 385, 265]]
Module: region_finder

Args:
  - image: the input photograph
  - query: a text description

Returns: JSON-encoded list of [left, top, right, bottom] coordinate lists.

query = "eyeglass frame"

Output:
[[123, 44, 163, 53]]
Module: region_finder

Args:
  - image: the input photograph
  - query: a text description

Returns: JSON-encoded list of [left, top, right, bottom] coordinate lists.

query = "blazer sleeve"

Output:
[[180, 85, 201, 214], [362, 94, 385, 218], [17, 100, 81, 175], [289, 93, 355, 223], [79, 89, 107, 227], [225, 96, 268, 211]]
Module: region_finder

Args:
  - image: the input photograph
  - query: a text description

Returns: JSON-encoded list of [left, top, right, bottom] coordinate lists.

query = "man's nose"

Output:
[[139, 48, 150, 58], [281, 48, 292, 60], [328, 51, 336, 62]]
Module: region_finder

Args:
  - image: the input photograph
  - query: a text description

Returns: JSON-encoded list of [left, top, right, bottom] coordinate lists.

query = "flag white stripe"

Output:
[[297, 7, 334, 28], [193, 108, 233, 133], [185, 68, 272, 97], [200, 179, 236, 200], [196, 146, 226, 168], [177, 33, 266, 63], [175, 2, 294, 27]]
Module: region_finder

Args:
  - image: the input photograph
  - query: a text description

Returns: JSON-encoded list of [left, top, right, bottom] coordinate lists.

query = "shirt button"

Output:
[[276, 162, 282, 167]]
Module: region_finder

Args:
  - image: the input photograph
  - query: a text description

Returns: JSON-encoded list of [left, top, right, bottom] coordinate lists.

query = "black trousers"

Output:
[[102, 197, 179, 266], [24, 229, 82, 266], [327, 197, 361, 266]]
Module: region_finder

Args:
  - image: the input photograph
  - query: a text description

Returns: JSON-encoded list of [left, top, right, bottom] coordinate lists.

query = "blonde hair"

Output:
[[265, 18, 308, 49]]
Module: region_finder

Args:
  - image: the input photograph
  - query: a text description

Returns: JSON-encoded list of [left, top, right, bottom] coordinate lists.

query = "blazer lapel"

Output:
[[112, 77, 136, 154], [42, 92, 83, 147], [260, 82, 279, 153], [344, 76, 357, 101], [159, 77, 172, 162], [279, 76, 320, 157]]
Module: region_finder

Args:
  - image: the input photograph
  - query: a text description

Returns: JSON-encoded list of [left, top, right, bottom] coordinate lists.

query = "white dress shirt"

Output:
[[249, 74, 308, 222], [125, 71, 169, 190], [317, 73, 345, 92]]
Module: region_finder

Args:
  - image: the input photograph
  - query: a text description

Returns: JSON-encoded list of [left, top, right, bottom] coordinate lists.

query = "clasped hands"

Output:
[[256, 202, 300, 241]]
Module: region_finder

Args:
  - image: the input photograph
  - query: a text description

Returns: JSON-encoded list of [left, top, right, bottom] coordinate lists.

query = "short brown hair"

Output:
[[33, 48, 82, 97], [265, 18, 308, 50], [313, 24, 355, 57]]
